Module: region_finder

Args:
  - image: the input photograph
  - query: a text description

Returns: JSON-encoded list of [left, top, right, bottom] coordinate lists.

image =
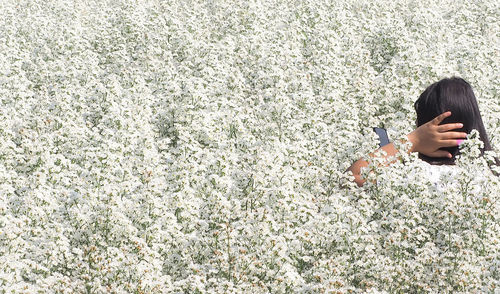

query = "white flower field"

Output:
[[1, 0, 499, 292]]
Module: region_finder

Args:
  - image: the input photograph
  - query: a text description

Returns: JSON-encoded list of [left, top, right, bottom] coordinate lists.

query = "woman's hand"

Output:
[[406, 111, 467, 158]]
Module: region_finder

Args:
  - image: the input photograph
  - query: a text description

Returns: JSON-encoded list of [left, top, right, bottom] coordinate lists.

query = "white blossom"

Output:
[[0, 0, 499, 292]]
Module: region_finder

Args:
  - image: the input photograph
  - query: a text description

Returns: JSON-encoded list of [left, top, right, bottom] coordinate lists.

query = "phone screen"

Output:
[[373, 127, 390, 147]]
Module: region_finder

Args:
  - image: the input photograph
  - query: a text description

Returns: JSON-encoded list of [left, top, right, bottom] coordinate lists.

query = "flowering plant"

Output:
[[0, 0, 499, 293]]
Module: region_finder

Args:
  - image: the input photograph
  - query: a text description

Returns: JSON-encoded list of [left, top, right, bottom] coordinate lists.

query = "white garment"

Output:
[[423, 162, 458, 191], [424, 161, 493, 196]]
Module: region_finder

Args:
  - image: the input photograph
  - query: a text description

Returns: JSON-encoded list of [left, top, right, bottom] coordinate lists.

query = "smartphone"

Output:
[[373, 127, 390, 147]]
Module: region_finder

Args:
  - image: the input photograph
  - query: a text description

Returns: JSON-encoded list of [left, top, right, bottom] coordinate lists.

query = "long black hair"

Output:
[[414, 77, 495, 166]]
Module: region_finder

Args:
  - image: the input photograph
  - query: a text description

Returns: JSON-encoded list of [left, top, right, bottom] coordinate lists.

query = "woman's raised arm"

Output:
[[347, 111, 467, 187]]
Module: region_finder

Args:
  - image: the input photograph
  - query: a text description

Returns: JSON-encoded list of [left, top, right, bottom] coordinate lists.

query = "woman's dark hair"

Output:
[[414, 77, 495, 166]]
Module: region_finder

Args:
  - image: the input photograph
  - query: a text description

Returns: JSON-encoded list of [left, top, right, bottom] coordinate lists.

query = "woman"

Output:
[[347, 77, 495, 187]]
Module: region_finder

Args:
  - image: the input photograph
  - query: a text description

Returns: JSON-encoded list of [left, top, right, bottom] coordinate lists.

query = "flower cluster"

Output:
[[1, 0, 499, 292]]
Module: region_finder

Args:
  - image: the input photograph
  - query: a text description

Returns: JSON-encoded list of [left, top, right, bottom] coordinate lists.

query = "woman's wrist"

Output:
[[405, 131, 418, 154]]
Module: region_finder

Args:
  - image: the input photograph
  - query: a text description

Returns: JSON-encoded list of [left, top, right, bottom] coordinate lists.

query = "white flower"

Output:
[[2, 0, 499, 292]]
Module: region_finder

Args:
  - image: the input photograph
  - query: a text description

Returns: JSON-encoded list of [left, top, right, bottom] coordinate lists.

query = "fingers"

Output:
[[437, 122, 464, 132], [431, 111, 452, 125], [429, 150, 452, 158], [440, 139, 463, 148], [439, 131, 468, 139]]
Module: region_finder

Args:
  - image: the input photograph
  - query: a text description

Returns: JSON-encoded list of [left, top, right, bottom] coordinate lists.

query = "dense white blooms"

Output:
[[1, 0, 499, 292]]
